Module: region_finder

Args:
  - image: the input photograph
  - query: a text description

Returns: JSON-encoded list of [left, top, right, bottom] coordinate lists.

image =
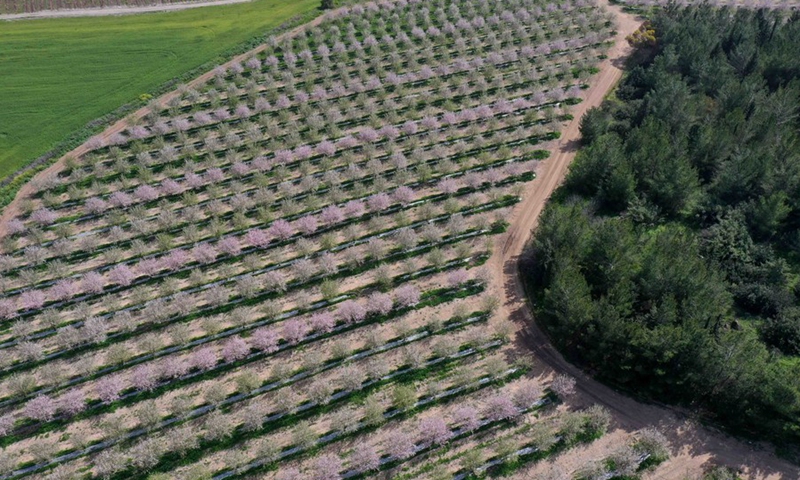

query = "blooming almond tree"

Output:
[[337, 300, 366, 324], [24, 395, 57, 422], [453, 405, 481, 433], [310, 453, 342, 480], [349, 441, 380, 473], [417, 416, 452, 447], [395, 285, 421, 308], [483, 394, 519, 422], [551, 374, 577, 399], [221, 336, 250, 363], [251, 327, 279, 353], [384, 430, 416, 460], [95, 375, 126, 404], [366, 292, 393, 316]]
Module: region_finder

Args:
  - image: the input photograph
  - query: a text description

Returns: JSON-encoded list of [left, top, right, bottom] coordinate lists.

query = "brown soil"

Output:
[[488, 1, 800, 477]]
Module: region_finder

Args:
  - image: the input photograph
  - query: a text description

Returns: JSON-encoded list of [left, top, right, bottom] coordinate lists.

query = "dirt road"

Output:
[[0, 0, 252, 21], [488, 0, 800, 477]]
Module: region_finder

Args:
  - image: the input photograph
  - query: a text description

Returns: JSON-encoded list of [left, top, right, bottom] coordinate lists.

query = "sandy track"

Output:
[[0, 0, 252, 20], [489, 1, 800, 477]]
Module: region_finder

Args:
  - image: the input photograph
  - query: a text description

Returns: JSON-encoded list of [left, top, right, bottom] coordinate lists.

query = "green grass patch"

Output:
[[0, 0, 320, 180]]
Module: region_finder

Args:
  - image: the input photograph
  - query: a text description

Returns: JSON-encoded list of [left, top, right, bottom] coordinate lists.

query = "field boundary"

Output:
[[0, 0, 253, 20], [0, 4, 326, 217]]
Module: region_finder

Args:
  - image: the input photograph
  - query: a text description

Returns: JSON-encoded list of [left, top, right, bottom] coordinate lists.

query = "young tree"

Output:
[[550, 374, 576, 399], [392, 384, 417, 411]]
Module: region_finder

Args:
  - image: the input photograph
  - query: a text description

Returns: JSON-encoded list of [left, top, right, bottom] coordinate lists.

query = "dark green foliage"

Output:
[[522, 5, 800, 445]]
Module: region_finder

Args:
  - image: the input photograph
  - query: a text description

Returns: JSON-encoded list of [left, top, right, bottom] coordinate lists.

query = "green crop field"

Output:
[[0, 0, 319, 180]]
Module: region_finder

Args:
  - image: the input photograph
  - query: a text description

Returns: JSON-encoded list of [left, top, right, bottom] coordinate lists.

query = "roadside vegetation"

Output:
[[522, 3, 800, 448]]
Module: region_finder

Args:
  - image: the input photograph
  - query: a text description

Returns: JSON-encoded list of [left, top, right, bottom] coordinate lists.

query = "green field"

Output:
[[0, 0, 319, 179]]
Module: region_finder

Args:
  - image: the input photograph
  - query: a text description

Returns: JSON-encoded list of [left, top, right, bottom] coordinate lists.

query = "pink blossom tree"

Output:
[[513, 380, 542, 409], [447, 269, 469, 287], [30, 208, 57, 226], [394, 285, 421, 308], [483, 394, 519, 422], [337, 300, 366, 324], [58, 388, 86, 415], [20, 289, 46, 311], [384, 430, 416, 460], [134, 185, 159, 202], [246, 229, 272, 249], [251, 328, 279, 353], [192, 243, 218, 264], [24, 395, 57, 422], [366, 292, 393, 316], [550, 374, 576, 399], [349, 442, 380, 473], [453, 405, 481, 432], [131, 364, 159, 392], [393, 186, 416, 205], [218, 237, 242, 256], [320, 205, 344, 226], [309, 311, 336, 334], [263, 270, 287, 293], [282, 319, 307, 345], [269, 219, 294, 241], [49, 279, 77, 302], [85, 197, 109, 215], [367, 193, 391, 212], [95, 375, 126, 404], [221, 336, 250, 363], [108, 264, 136, 287], [191, 347, 218, 371], [0, 414, 14, 437], [417, 416, 452, 447], [310, 454, 342, 480], [343, 200, 365, 218], [295, 215, 318, 235], [437, 177, 459, 195]]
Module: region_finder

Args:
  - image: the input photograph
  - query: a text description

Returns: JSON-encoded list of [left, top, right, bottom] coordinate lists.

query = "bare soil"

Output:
[[488, 0, 800, 477]]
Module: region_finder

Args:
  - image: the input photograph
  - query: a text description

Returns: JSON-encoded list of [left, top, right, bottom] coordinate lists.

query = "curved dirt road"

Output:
[[490, 0, 800, 477]]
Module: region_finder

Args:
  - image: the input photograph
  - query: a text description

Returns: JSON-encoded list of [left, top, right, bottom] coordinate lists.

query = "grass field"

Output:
[[0, 0, 319, 180]]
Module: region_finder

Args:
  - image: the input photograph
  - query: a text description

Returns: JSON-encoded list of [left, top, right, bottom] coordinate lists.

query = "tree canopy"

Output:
[[522, 4, 800, 444]]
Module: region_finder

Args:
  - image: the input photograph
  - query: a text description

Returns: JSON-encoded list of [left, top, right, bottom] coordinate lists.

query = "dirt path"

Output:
[[488, 0, 800, 478], [0, 0, 252, 21]]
